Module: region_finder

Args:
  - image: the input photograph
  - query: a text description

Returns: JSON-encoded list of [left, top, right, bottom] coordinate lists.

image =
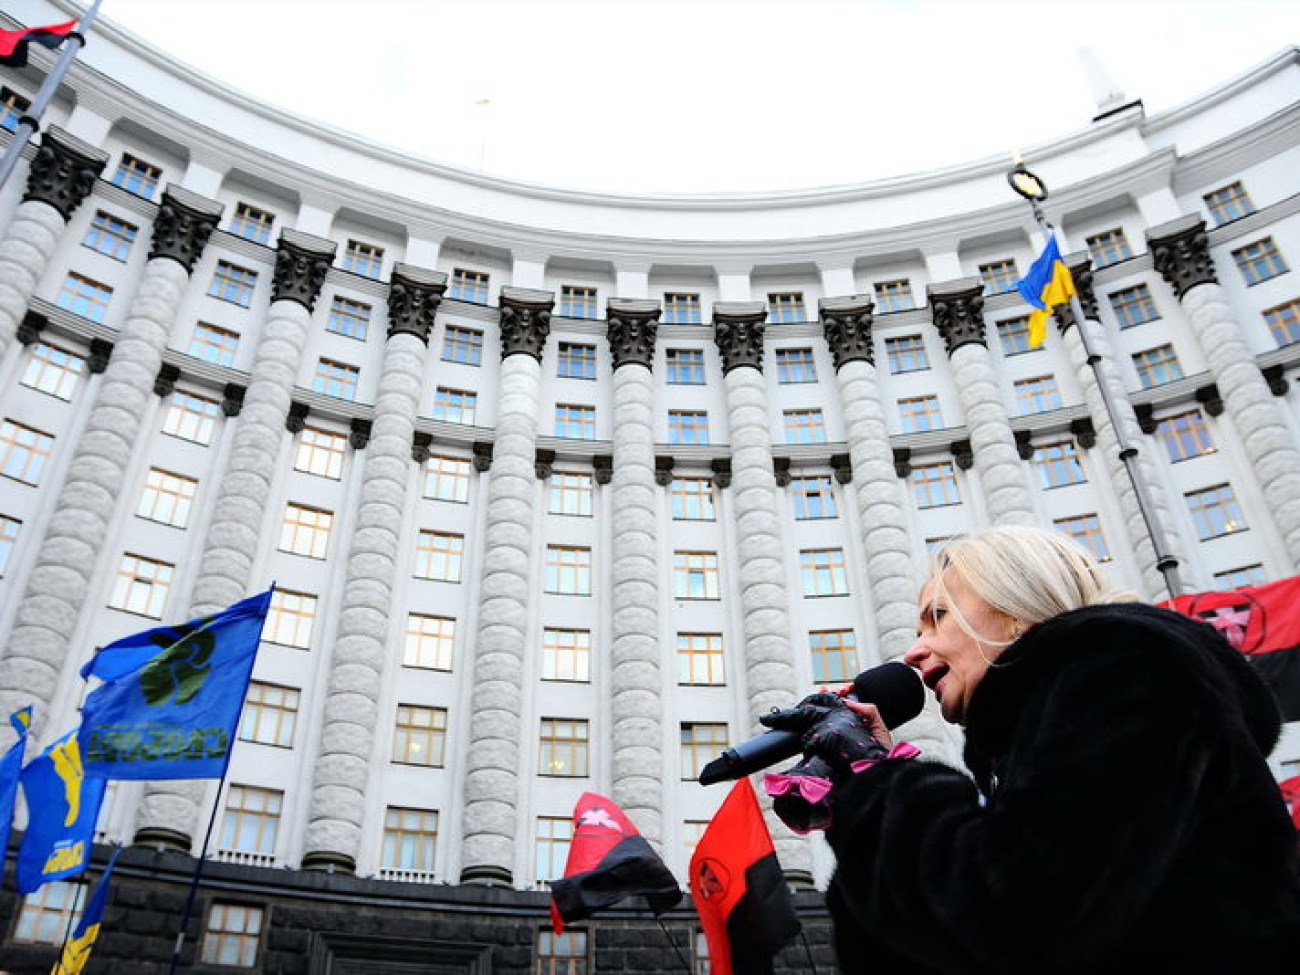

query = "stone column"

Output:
[[459, 286, 553, 886], [0, 187, 222, 734], [133, 229, 336, 852], [605, 298, 664, 844], [302, 266, 446, 872], [1148, 216, 1300, 565], [929, 279, 1035, 526], [0, 126, 107, 359]]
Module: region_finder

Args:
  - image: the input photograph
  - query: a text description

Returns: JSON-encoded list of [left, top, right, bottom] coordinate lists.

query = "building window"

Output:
[[220, 785, 282, 857], [230, 202, 274, 244], [683, 821, 709, 862], [1157, 409, 1215, 462], [1053, 513, 1110, 562], [546, 545, 592, 595], [1214, 564, 1267, 588], [549, 472, 593, 516], [800, 548, 849, 597], [775, 347, 817, 383], [313, 358, 360, 400], [1132, 345, 1184, 388], [898, 394, 942, 433], [693, 930, 711, 975], [326, 296, 371, 340], [910, 461, 961, 508], [279, 503, 333, 559], [208, 260, 258, 307], [83, 210, 138, 260], [790, 475, 837, 519], [110, 153, 162, 198], [0, 514, 19, 575], [0, 86, 30, 132], [979, 259, 1019, 295], [393, 704, 447, 767], [560, 285, 598, 319], [664, 292, 702, 324], [767, 292, 806, 323], [404, 614, 455, 671], [423, 455, 473, 502], [1186, 483, 1248, 540], [341, 239, 383, 278], [162, 390, 220, 444], [442, 326, 484, 365], [264, 589, 316, 648], [1014, 375, 1063, 414], [1034, 440, 1087, 489], [995, 316, 1033, 355], [1233, 238, 1289, 286], [414, 530, 464, 582], [1264, 299, 1300, 346], [885, 335, 928, 373], [677, 632, 725, 686], [239, 682, 299, 748], [539, 718, 589, 777], [1106, 283, 1159, 329], [674, 551, 720, 599], [681, 722, 727, 781], [12, 881, 79, 944], [433, 387, 477, 424], [783, 408, 827, 444], [672, 477, 715, 520], [382, 807, 439, 876], [200, 903, 263, 968], [537, 929, 588, 975], [449, 268, 490, 303], [109, 554, 173, 618], [542, 628, 591, 682], [294, 427, 347, 480], [1085, 228, 1133, 268], [21, 341, 84, 400], [1204, 181, 1255, 226], [666, 348, 705, 384], [188, 321, 240, 366], [809, 629, 857, 684], [557, 342, 597, 379], [668, 409, 709, 445], [1, 419, 53, 485], [56, 271, 113, 322], [874, 279, 915, 313], [555, 403, 596, 439], [535, 817, 573, 885], [137, 468, 197, 527]]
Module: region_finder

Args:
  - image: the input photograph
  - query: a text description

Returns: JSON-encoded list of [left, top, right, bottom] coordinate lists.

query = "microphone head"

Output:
[[852, 661, 925, 729]]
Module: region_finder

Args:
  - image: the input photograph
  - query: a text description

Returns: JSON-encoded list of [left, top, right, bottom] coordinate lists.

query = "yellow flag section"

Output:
[[1014, 236, 1077, 347], [51, 847, 121, 975]]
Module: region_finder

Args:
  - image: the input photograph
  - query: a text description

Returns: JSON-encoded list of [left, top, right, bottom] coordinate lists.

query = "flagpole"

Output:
[[798, 929, 822, 975], [52, 872, 87, 974], [1008, 162, 1185, 600], [0, 0, 104, 191], [655, 917, 694, 974]]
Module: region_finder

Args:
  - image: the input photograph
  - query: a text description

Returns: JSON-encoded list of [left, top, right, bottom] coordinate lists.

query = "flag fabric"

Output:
[[0, 706, 33, 859], [689, 779, 801, 975], [548, 792, 681, 933], [16, 730, 107, 894], [1163, 575, 1300, 721], [78, 587, 273, 780], [0, 20, 77, 68], [1015, 236, 1077, 347], [1281, 776, 1300, 831], [51, 845, 122, 975]]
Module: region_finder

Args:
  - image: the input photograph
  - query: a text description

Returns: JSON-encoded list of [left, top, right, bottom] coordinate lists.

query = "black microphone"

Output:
[[697, 661, 925, 785]]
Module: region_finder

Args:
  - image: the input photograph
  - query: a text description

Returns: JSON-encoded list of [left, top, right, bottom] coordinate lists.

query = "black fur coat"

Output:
[[824, 603, 1300, 974]]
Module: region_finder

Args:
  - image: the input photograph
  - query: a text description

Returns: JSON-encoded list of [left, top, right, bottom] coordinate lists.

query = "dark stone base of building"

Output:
[[0, 845, 838, 973]]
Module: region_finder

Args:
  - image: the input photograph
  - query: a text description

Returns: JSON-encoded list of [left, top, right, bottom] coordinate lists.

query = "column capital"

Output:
[[819, 294, 876, 370], [607, 297, 661, 370], [927, 277, 987, 355], [498, 286, 554, 361], [16, 310, 47, 346], [23, 125, 108, 220], [222, 382, 245, 418], [273, 228, 337, 311], [713, 301, 767, 374], [154, 362, 180, 397], [387, 264, 448, 344], [149, 185, 223, 273], [1148, 214, 1217, 299]]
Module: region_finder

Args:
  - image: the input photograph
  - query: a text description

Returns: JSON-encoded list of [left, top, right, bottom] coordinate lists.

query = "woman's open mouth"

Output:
[[923, 665, 950, 693]]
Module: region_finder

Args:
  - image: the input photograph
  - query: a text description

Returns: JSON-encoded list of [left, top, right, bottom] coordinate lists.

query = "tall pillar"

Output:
[[1148, 216, 1300, 566], [302, 266, 446, 872], [133, 229, 336, 852], [0, 126, 107, 358], [605, 298, 663, 844], [0, 187, 222, 733], [929, 278, 1036, 526], [459, 286, 553, 886]]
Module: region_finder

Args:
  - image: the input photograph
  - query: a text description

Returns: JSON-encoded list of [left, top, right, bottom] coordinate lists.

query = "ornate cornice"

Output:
[[831, 453, 853, 484], [412, 432, 433, 464], [473, 441, 494, 472], [286, 400, 310, 434], [713, 302, 767, 374], [273, 228, 337, 311], [22, 126, 108, 221], [819, 294, 875, 370], [893, 447, 912, 478], [387, 264, 448, 344], [148, 185, 222, 273], [88, 338, 112, 375], [1148, 214, 1217, 299], [607, 298, 661, 370], [222, 383, 245, 418], [153, 362, 179, 396], [16, 310, 46, 346], [1070, 417, 1097, 449], [654, 455, 675, 486], [593, 454, 613, 484], [350, 418, 372, 450], [928, 278, 987, 354], [535, 448, 555, 480], [949, 440, 973, 471], [772, 456, 792, 487], [498, 287, 554, 361], [711, 457, 732, 489]]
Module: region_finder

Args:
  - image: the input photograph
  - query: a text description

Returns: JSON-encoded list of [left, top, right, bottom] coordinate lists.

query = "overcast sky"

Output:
[[43, 0, 1300, 193]]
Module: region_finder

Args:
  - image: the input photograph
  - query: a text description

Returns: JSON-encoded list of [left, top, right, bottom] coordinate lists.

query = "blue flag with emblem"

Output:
[[16, 729, 107, 894], [78, 587, 273, 781], [0, 706, 33, 861], [51, 844, 122, 975]]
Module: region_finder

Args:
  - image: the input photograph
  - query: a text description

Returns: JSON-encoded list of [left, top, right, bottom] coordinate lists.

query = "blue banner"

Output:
[[79, 588, 273, 781], [52, 844, 122, 974], [16, 730, 106, 894], [0, 706, 32, 860]]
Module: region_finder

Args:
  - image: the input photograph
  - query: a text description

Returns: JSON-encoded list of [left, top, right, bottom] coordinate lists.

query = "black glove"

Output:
[[759, 691, 847, 734], [801, 704, 887, 779]]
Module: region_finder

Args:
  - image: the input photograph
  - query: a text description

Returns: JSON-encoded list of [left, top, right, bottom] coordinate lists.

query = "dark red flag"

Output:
[[0, 20, 77, 68], [1281, 776, 1300, 831], [548, 792, 681, 933], [690, 778, 801, 975], [1163, 575, 1300, 721]]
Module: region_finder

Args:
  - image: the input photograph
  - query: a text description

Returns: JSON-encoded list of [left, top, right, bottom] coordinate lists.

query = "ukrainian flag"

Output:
[[1016, 236, 1077, 347], [52, 846, 121, 975]]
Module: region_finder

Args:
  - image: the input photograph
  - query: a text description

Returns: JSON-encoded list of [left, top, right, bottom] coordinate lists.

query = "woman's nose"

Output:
[[903, 639, 927, 668]]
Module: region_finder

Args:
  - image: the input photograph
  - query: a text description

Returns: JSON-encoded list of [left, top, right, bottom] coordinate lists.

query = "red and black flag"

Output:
[[1280, 776, 1300, 831], [690, 778, 801, 975], [549, 792, 682, 933], [1164, 575, 1300, 722], [0, 20, 77, 68]]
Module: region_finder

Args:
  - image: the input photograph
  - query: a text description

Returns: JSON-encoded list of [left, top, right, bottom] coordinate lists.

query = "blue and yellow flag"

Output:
[[16, 730, 107, 894], [1015, 236, 1077, 347], [0, 706, 33, 859], [79, 588, 273, 781], [51, 844, 121, 975]]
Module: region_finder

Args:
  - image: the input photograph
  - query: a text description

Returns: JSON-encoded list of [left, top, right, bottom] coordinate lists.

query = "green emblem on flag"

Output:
[[139, 618, 218, 706]]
